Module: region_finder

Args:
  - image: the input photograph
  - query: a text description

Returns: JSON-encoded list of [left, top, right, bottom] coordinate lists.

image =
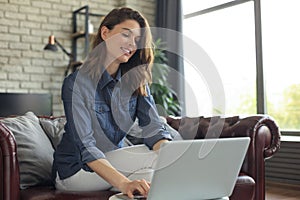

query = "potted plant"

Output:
[[150, 39, 181, 116]]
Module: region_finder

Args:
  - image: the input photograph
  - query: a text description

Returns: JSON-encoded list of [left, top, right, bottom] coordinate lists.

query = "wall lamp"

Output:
[[44, 35, 82, 76]]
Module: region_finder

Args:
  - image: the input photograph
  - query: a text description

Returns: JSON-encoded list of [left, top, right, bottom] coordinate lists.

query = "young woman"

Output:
[[52, 7, 172, 198]]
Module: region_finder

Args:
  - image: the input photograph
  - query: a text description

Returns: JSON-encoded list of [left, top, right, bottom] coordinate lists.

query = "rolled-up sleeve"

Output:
[[62, 76, 106, 165], [136, 85, 172, 149]]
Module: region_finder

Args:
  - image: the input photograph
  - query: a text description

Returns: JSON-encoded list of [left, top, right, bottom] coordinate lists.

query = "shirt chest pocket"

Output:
[[94, 103, 112, 131], [120, 97, 137, 120]]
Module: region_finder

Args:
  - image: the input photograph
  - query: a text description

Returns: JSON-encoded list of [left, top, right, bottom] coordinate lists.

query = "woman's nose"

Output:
[[129, 37, 137, 48]]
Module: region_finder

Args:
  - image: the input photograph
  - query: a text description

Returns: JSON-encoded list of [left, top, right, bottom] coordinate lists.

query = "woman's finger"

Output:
[[139, 179, 150, 195]]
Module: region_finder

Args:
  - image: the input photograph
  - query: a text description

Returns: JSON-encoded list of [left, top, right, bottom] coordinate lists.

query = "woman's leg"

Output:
[[105, 144, 157, 182], [55, 144, 156, 192], [55, 169, 111, 192]]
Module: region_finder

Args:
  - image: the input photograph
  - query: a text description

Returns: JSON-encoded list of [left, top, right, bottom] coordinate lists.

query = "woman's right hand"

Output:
[[87, 159, 150, 198], [119, 179, 150, 199]]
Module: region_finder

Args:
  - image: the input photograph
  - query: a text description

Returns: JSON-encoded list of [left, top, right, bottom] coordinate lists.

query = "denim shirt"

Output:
[[53, 69, 172, 180]]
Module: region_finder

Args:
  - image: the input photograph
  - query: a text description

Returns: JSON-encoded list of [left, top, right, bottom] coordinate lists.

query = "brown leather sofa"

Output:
[[0, 114, 280, 200], [166, 115, 281, 200]]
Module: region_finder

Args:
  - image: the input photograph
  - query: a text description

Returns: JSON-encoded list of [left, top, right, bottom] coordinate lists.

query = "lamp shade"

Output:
[[43, 34, 75, 77], [44, 35, 58, 51]]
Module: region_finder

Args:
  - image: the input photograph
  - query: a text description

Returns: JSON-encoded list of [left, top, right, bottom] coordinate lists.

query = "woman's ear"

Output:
[[100, 26, 110, 40]]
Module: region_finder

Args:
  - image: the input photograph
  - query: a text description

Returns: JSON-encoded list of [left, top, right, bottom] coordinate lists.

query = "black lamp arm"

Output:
[[54, 38, 73, 59]]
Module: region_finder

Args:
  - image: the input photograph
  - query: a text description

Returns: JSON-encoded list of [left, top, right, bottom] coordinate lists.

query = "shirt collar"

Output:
[[98, 68, 121, 90]]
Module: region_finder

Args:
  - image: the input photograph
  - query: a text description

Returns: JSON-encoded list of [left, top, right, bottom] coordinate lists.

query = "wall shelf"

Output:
[[71, 31, 97, 39], [71, 5, 104, 70]]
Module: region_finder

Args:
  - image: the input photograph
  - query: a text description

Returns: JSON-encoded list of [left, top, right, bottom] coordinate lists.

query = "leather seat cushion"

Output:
[[20, 186, 118, 200], [21, 175, 255, 200], [230, 175, 255, 200]]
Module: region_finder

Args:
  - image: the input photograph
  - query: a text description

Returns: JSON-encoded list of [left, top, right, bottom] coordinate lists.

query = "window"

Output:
[[183, 1, 256, 117], [261, 0, 300, 131], [183, 0, 233, 14], [182, 0, 300, 134]]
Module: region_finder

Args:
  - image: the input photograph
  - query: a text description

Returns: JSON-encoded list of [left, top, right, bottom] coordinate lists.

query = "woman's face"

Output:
[[101, 19, 141, 64]]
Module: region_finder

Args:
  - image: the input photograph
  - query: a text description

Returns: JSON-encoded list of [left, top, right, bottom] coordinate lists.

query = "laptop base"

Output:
[[109, 193, 229, 200]]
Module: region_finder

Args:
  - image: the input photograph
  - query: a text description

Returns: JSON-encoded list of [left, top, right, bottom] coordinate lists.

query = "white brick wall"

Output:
[[0, 0, 156, 116], [126, 0, 156, 26]]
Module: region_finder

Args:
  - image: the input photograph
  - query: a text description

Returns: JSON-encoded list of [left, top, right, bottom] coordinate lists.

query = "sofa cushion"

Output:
[[20, 186, 117, 200], [0, 112, 54, 189], [39, 117, 66, 150], [230, 175, 255, 200], [126, 116, 183, 145]]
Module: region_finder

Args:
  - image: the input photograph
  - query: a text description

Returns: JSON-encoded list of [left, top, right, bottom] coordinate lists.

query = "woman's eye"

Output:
[[122, 33, 130, 37]]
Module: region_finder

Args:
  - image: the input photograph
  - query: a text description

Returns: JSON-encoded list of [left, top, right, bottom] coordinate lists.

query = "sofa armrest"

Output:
[[166, 115, 281, 200], [0, 121, 20, 200]]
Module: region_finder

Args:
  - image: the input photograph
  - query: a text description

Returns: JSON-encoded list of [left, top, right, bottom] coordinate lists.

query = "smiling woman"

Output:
[[52, 7, 173, 199]]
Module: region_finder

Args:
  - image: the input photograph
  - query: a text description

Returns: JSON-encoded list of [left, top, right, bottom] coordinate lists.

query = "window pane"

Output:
[[183, 2, 256, 116], [183, 0, 234, 15], [262, 0, 300, 131]]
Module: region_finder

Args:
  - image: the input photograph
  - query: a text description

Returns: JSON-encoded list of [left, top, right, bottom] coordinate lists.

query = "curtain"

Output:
[[155, 0, 185, 115]]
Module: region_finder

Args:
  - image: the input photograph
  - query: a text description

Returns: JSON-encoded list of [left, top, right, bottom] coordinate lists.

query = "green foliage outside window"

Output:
[[233, 84, 300, 131], [270, 84, 300, 130]]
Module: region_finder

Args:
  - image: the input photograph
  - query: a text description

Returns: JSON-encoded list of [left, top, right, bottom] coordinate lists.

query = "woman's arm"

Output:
[[136, 85, 173, 149], [87, 159, 150, 198]]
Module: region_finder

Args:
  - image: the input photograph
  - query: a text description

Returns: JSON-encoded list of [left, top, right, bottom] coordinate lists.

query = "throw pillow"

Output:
[[39, 117, 66, 150], [0, 111, 54, 189]]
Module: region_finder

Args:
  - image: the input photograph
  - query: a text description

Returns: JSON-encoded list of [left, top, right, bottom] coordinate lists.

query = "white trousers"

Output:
[[55, 144, 158, 192]]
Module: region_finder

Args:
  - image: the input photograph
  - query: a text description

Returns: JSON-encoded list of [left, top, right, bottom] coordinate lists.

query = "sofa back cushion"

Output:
[[39, 117, 66, 150], [0, 112, 54, 189]]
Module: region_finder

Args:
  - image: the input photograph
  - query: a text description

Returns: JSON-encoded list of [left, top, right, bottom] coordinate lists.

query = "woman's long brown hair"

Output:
[[88, 7, 154, 96]]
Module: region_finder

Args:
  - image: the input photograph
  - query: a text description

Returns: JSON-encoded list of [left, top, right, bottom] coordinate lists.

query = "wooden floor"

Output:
[[266, 181, 300, 200]]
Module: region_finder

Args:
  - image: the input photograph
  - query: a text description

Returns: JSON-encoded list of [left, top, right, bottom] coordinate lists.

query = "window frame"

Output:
[[183, 0, 299, 136]]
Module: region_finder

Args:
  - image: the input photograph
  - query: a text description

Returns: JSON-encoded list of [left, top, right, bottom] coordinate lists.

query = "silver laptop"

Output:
[[115, 137, 250, 200]]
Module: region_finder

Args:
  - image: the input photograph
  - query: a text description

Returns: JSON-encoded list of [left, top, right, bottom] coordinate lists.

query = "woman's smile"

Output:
[[120, 47, 133, 56]]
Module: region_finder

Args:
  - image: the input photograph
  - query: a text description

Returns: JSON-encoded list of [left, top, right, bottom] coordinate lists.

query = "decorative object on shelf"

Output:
[[151, 39, 181, 116], [88, 19, 94, 33], [44, 35, 82, 76]]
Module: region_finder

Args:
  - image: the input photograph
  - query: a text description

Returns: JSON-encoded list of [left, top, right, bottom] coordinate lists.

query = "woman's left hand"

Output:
[[119, 178, 150, 199], [153, 139, 169, 151]]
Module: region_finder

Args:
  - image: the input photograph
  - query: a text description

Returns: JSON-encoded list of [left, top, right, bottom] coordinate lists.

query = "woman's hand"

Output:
[[119, 179, 150, 199], [87, 159, 150, 198], [153, 139, 169, 151]]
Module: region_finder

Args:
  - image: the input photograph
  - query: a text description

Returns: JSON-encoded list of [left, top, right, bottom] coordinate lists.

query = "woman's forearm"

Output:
[[87, 158, 130, 190]]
